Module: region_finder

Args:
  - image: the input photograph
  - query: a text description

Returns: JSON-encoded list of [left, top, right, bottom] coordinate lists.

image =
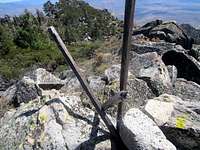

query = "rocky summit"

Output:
[[0, 20, 200, 150]]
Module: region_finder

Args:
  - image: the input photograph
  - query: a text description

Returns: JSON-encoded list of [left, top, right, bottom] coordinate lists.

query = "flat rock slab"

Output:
[[28, 68, 65, 90]]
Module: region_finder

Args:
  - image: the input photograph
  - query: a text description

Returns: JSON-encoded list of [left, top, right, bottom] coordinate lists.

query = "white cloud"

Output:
[[0, 0, 23, 3]]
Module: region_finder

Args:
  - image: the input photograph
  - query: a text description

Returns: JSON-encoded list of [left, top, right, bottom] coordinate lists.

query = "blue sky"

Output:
[[0, 0, 54, 3], [0, 0, 199, 27], [0, 0, 58, 4], [0, 0, 22, 3], [0, 0, 57, 16]]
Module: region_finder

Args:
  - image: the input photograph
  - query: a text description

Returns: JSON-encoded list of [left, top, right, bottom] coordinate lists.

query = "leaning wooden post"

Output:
[[117, 0, 136, 130], [48, 27, 128, 149]]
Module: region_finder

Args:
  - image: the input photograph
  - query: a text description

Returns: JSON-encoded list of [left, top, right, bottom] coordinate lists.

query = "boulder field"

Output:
[[0, 20, 200, 150]]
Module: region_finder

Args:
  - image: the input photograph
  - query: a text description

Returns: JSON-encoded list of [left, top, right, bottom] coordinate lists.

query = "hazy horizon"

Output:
[[0, 0, 199, 27]]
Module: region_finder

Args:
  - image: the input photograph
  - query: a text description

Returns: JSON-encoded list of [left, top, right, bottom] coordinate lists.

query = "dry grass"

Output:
[[78, 36, 121, 76], [0, 96, 9, 118], [90, 36, 122, 75], [95, 36, 122, 54]]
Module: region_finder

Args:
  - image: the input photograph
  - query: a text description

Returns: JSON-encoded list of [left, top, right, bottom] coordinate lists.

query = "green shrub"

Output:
[[69, 41, 101, 59], [0, 0, 119, 79], [0, 25, 15, 56]]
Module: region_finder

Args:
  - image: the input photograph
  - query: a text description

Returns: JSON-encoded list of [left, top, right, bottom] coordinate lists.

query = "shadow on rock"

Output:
[[162, 50, 200, 85]]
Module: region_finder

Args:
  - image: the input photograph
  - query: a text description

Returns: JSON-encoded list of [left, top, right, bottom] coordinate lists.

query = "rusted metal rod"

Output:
[[117, 0, 136, 130], [48, 26, 118, 139]]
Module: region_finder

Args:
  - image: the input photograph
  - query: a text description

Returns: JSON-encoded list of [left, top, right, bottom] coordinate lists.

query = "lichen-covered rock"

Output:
[[0, 99, 41, 150], [28, 68, 65, 90], [130, 52, 172, 96], [130, 52, 171, 84], [0, 75, 14, 91], [0, 68, 67, 105], [95, 64, 155, 112], [15, 77, 42, 104], [167, 65, 178, 85], [0, 77, 43, 105], [0, 77, 42, 105], [92, 76, 155, 117], [59, 69, 75, 80], [144, 94, 200, 149], [88, 76, 106, 93], [125, 78, 155, 108], [131, 39, 186, 55], [119, 108, 176, 150], [150, 22, 192, 48], [104, 64, 133, 83], [60, 77, 81, 95], [174, 78, 200, 102], [133, 20, 163, 37], [0, 85, 17, 104], [60, 71, 106, 96], [133, 20, 193, 49], [180, 24, 200, 45], [104, 64, 121, 82], [189, 44, 200, 61], [0, 95, 110, 150]]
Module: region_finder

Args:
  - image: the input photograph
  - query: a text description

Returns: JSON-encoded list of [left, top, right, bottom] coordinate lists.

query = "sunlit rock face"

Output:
[[144, 94, 200, 149], [119, 108, 176, 150]]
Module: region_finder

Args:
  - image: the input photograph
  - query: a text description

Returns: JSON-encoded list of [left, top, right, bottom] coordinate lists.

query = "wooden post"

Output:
[[117, 0, 136, 130], [48, 27, 126, 145]]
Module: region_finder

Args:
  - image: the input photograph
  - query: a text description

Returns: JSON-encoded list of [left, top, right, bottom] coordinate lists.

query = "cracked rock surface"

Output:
[[0, 95, 110, 150]]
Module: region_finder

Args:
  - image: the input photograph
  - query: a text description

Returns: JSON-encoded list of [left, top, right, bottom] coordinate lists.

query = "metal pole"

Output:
[[49, 27, 129, 149], [48, 26, 118, 137], [117, 0, 136, 130]]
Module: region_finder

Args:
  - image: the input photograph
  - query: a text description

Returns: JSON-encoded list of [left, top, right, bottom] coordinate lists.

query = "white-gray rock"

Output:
[[15, 77, 42, 104], [28, 68, 64, 90], [0, 75, 13, 91], [61, 77, 81, 95], [59, 69, 75, 80], [145, 94, 200, 129], [104, 64, 121, 82], [125, 78, 155, 108], [167, 65, 178, 85], [0, 85, 17, 104], [145, 94, 200, 149], [119, 108, 176, 150], [191, 44, 200, 61], [88, 76, 105, 93], [174, 78, 200, 102], [0, 95, 109, 150], [130, 52, 172, 96], [104, 64, 133, 83]]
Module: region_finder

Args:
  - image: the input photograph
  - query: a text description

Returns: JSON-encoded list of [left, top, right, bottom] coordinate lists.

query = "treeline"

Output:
[[44, 0, 119, 42], [0, 0, 119, 78]]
